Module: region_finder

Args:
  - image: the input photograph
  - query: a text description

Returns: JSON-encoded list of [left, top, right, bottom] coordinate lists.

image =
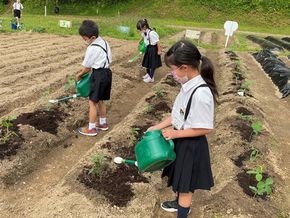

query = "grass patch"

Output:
[[0, 14, 179, 40]]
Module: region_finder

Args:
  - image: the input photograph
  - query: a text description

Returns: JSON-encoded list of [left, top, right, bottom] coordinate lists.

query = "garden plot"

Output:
[[0, 32, 161, 186], [1, 30, 290, 217]]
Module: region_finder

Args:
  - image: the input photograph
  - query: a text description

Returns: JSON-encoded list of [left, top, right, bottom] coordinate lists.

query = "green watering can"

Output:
[[49, 73, 91, 103], [114, 130, 176, 172], [128, 41, 146, 63]]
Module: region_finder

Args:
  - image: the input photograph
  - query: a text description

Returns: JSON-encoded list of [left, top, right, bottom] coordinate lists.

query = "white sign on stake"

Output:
[[59, 20, 72, 28], [224, 21, 238, 48]]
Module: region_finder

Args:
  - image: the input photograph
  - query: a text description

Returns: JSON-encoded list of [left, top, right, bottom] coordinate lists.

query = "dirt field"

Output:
[[0, 30, 290, 218]]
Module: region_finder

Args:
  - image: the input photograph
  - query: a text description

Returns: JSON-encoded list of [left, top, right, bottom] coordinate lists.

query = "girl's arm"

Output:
[[157, 41, 161, 55], [147, 116, 172, 131], [162, 128, 212, 140]]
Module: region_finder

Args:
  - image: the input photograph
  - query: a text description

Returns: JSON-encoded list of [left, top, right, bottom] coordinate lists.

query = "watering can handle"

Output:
[[168, 139, 174, 149]]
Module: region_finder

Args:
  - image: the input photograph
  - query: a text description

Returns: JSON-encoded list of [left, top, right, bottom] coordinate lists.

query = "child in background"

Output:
[[137, 19, 162, 83], [147, 40, 218, 218], [12, 0, 24, 28], [76, 20, 112, 136]]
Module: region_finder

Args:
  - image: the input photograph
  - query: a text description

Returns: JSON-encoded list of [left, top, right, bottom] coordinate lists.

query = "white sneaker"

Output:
[[143, 77, 154, 83], [142, 74, 150, 79]]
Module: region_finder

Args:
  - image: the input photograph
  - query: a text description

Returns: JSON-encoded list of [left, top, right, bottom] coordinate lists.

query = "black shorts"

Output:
[[14, 10, 21, 18], [89, 68, 112, 103]]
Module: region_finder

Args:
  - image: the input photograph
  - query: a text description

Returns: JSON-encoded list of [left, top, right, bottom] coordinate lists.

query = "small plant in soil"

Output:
[[42, 90, 53, 110], [246, 165, 274, 197], [131, 127, 141, 140], [144, 104, 154, 114], [0, 116, 17, 143], [250, 148, 261, 162], [251, 120, 263, 136], [239, 79, 254, 93], [238, 113, 253, 123], [88, 154, 110, 176], [64, 76, 75, 91], [154, 87, 166, 98]]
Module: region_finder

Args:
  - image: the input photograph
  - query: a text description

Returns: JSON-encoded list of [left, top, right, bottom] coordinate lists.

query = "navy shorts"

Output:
[[89, 68, 112, 103], [14, 10, 21, 18]]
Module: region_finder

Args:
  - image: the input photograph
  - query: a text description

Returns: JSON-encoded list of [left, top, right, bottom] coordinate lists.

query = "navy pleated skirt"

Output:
[[162, 136, 214, 193], [142, 45, 162, 69]]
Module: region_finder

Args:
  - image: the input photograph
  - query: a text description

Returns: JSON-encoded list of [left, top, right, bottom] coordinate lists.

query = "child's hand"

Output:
[[157, 50, 162, 55], [76, 72, 82, 82], [162, 129, 177, 140], [146, 126, 157, 132]]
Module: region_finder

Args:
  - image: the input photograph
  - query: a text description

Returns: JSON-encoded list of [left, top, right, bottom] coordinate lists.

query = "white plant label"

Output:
[[224, 21, 238, 48]]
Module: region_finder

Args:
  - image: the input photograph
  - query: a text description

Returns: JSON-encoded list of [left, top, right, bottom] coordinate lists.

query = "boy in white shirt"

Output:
[[12, 0, 24, 28], [76, 20, 112, 136]]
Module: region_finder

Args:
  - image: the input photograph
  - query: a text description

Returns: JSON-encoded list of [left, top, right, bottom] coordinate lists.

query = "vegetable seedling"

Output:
[[0, 116, 17, 143], [154, 87, 166, 98], [144, 104, 154, 114], [251, 121, 263, 135], [238, 113, 253, 122], [250, 148, 261, 162], [247, 165, 273, 197], [88, 154, 109, 176]]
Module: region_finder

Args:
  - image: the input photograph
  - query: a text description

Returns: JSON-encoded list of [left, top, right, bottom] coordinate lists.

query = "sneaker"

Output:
[[143, 77, 154, 83], [77, 127, 98, 136], [142, 73, 150, 79], [161, 199, 178, 213], [96, 123, 109, 131]]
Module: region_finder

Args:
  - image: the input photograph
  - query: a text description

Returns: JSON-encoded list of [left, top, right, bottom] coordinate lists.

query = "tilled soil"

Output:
[[1, 30, 290, 218]]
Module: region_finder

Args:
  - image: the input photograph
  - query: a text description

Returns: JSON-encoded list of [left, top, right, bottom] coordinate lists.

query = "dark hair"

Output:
[[136, 18, 150, 30], [165, 40, 218, 102], [79, 20, 99, 38]]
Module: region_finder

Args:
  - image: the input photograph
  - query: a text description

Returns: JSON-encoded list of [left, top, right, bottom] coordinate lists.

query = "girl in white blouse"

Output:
[[136, 19, 162, 83], [148, 40, 218, 218]]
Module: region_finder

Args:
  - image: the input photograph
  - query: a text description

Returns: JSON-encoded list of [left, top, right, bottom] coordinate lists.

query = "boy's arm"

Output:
[[76, 67, 91, 81], [157, 41, 161, 55]]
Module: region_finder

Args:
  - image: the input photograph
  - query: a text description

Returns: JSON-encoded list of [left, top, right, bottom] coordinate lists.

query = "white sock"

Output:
[[99, 118, 107, 125], [89, 122, 96, 130]]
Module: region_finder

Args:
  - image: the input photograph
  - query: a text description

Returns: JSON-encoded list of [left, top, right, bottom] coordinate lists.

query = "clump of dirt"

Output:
[[145, 95, 155, 103], [237, 170, 271, 200], [236, 107, 254, 115], [225, 50, 239, 61], [145, 102, 171, 119], [222, 90, 236, 95], [162, 74, 179, 87], [77, 164, 148, 207], [13, 108, 68, 134], [231, 119, 253, 142], [0, 121, 24, 160], [232, 150, 252, 167]]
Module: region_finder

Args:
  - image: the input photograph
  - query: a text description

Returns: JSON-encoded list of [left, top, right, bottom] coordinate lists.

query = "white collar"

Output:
[[181, 75, 204, 93]]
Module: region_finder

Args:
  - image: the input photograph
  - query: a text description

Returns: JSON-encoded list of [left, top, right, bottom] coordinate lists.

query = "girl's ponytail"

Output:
[[200, 56, 218, 103], [164, 40, 218, 103]]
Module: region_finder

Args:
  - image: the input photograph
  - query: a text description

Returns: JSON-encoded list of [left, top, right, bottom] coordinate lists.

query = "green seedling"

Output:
[[239, 79, 254, 92], [247, 165, 273, 197], [42, 90, 53, 110], [238, 113, 253, 122], [0, 116, 17, 143], [250, 148, 261, 162], [131, 127, 140, 138], [88, 154, 109, 176], [154, 87, 166, 98], [64, 76, 75, 91], [144, 104, 154, 114], [251, 121, 263, 135]]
